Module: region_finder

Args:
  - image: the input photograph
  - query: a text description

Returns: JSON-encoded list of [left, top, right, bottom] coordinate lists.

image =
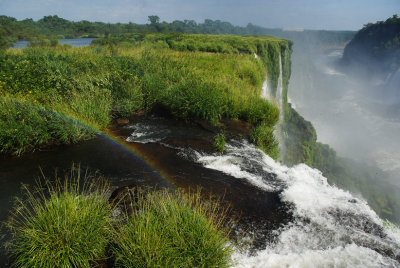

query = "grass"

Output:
[[4, 168, 112, 267], [4, 167, 233, 267], [0, 33, 292, 157], [250, 122, 279, 160], [213, 133, 226, 154], [112, 188, 233, 268], [0, 97, 92, 155]]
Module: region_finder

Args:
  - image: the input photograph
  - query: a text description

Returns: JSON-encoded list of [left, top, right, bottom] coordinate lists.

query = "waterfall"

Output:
[[276, 53, 284, 123], [195, 141, 400, 268], [261, 53, 286, 160], [124, 118, 400, 267], [261, 77, 271, 100], [275, 53, 286, 160]]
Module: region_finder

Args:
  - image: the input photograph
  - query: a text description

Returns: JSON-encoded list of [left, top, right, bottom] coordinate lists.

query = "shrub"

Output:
[[112, 189, 233, 268], [4, 169, 112, 267]]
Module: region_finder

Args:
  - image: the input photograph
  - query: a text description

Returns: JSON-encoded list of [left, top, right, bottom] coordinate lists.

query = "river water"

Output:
[[11, 38, 96, 49], [1, 114, 399, 267]]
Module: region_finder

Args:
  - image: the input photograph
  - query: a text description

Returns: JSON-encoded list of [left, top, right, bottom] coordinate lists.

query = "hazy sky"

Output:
[[0, 0, 399, 30]]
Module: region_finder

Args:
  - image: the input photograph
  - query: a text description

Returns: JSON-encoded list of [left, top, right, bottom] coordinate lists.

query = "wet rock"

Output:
[[116, 118, 129, 125], [109, 185, 141, 216]]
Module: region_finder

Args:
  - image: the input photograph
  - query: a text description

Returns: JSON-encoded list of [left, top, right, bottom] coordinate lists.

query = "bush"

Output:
[[4, 170, 112, 267], [112, 189, 233, 268]]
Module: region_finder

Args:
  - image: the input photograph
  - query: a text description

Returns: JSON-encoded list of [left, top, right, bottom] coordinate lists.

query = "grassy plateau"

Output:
[[0, 33, 291, 158]]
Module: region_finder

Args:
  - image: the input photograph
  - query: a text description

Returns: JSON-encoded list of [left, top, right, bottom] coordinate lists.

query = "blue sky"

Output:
[[0, 0, 398, 30]]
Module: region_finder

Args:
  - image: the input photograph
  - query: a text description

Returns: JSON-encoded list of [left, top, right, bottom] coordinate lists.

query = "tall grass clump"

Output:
[[4, 169, 112, 267], [112, 189, 233, 268], [214, 133, 226, 154], [250, 122, 279, 160]]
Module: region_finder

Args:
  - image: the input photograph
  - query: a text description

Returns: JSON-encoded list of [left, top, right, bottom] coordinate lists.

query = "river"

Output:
[[11, 38, 96, 49]]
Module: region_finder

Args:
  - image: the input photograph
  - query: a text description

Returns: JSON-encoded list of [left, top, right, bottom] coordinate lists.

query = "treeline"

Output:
[[0, 14, 354, 50]]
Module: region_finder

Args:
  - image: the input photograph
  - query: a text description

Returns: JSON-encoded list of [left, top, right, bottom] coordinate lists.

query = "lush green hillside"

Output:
[[0, 33, 290, 158], [341, 14, 400, 77]]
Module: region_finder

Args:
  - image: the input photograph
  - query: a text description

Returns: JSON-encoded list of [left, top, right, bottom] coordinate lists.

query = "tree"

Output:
[[148, 15, 160, 24], [0, 27, 10, 50]]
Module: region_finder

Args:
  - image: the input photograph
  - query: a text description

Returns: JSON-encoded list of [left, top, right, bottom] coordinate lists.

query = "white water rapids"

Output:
[[125, 121, 400, 267], [196, 141, 400, 267]]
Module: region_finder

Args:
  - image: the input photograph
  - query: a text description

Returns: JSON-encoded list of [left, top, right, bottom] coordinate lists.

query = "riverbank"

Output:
[[0, 33, 291, 158]]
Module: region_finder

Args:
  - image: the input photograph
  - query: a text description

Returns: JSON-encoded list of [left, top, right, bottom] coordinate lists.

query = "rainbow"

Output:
[[101, 129, 172, 186], [1, 96, 172, 186]]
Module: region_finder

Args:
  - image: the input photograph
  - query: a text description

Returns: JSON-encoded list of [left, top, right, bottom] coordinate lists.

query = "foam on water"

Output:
[[194, 141, 400, 267], [125, 122, 169, 144]]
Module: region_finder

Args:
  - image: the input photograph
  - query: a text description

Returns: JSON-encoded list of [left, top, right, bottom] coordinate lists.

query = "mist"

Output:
[[287, 34, 400, 189]]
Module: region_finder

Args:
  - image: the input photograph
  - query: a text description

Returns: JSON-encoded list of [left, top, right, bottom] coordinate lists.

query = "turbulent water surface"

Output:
[[124, 120, 400, 267], [1, 115, 399, 267]]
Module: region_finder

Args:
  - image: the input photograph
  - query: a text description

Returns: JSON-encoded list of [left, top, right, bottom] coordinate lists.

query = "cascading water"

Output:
[[124, 119, 400, 267], [261, 76, 271, 100], [261, 53, 286, 160], [195, 141, 400, 267], [275, 53, 284, 123]]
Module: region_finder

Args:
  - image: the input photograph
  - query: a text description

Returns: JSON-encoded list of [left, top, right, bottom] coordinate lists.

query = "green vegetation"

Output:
[[4, 172, 112, 267], [250, 122, 279, 160], [0, 97, 93, 155], [0, 33, 290, 157], [112, 189, 232, 268], [4, 168, 232, 267], [213, 133, 226, 154], [342, 14, 400, 77]]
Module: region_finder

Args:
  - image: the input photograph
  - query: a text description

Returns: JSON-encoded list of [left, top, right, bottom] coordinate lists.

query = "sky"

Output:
[[0, 0, 399, 30]]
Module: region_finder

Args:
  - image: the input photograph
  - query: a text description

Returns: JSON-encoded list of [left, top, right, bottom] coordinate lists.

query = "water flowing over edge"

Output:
[[195, 141, 400, 268], [124, 121, 400, 267]]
